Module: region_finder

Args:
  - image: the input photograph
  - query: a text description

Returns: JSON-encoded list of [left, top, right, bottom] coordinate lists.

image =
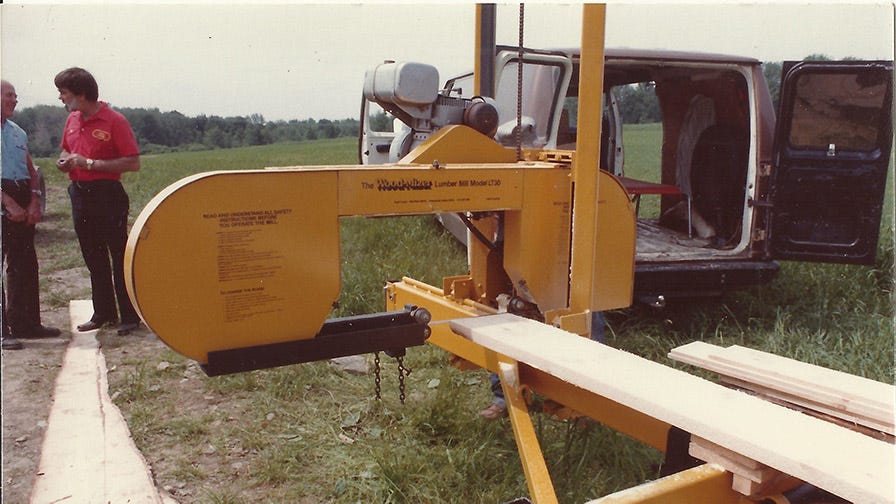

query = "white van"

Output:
[[361, 48, 893, 303]]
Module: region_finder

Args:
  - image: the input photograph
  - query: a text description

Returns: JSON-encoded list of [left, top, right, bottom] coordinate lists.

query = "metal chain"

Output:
[[374, 352, 414, 404], [396, 355, 411, 404], [516, 3, 525, 161], [373, 351, 382, 401]]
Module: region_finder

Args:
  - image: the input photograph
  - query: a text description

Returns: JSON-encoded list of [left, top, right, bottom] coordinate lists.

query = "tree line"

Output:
[[13, 105, 361, 158]]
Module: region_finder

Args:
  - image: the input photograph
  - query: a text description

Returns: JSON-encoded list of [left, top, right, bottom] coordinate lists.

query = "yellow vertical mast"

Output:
[[567, 4, 608, 328]]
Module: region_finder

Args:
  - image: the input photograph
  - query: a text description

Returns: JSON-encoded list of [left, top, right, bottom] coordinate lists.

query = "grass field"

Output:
[[32, 129, 894, 503]]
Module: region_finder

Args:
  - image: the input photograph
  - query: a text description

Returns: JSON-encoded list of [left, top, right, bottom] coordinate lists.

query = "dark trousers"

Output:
[[69, 180, 138, 325], [2, 179, 41, 336]]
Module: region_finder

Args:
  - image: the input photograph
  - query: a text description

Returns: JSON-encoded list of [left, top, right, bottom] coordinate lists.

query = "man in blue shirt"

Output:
[[2, 80, 60, 349]]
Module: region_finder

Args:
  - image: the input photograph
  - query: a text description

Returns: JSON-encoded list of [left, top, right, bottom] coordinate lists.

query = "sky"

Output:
[[1, 2, 893, 122]]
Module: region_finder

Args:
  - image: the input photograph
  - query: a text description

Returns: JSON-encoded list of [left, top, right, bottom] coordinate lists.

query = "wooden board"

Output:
[[635, 219, 715, 257], [450, 314, 894, 504], [687, 436, 801, 497], [669, 341, 895, 435], [30, 300, 165, 504]]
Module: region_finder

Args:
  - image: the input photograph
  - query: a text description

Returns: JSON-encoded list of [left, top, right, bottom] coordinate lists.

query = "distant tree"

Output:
[[317, 119, 339, 139], [268, 120, 302, 142], [616, 82, 661, 124], [14, 105, 370, 155], [160, 110, 199, 146], [203, 125, 229, 149], [242, 124, 271, 146], [368, 111, 393, 132], [337, 118, 361, 137], [12, 105, 67, 157], [193, 115, 209, 136], [762, 61, 783, 111], [121, 108, 167, 146], [14, 52, 872, 157]]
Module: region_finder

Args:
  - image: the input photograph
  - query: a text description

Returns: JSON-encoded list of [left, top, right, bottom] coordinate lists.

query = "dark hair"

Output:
[[54, 67, 99, 102]]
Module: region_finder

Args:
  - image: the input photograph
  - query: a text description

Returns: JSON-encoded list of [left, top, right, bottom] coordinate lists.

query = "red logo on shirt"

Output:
[[92, 129, 111, 142]]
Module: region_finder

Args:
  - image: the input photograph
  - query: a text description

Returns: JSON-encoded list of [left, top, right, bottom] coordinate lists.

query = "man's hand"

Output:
[[26, 197, 42, 225], [56, 153, 80, 173], [56, 156, 73, 173], [3, 200, 26, 222]]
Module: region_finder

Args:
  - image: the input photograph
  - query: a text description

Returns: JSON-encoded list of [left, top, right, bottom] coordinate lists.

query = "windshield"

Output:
[[493, 60, 564, 148]]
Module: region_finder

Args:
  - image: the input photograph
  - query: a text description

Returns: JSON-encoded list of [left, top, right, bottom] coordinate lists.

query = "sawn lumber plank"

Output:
[[669, 341, 894, 435], [449, 314, 894, 504]]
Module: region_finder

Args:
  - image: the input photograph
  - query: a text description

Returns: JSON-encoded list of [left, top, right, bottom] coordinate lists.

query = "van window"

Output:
[[494, 60, 564, 147], [557, 95, 615, 171], [788, 71, 888, 152], [366, 102, 395, 133]]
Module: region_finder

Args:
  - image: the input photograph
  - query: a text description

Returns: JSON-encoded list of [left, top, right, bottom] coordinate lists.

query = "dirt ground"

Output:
[[1, 287, 182, 504], [0, 165, 112, 502], [0, 179, 134, 503], [2, 306, 72, 504]]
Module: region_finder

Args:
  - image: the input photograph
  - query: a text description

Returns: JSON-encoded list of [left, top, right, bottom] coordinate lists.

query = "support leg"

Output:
[[498, 359, 558, 504]]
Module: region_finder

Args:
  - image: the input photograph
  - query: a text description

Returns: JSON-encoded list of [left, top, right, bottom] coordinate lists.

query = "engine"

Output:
[[363, 61, 499, 161]]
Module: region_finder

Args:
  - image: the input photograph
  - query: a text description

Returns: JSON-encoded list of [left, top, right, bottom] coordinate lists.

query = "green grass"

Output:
[[37, 132, 893, 503], [618, 122, 663, 181], [618, 122, 664, 217]]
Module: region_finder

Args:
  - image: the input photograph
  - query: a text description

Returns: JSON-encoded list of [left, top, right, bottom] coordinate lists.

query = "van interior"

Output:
[[558, 60, 754, 262]]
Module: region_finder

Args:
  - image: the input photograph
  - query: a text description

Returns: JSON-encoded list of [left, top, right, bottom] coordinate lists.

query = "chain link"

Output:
[[373, 351, 382, 401], [516, 3, 525, 161], [397, 356, 411, 404], [373, 352, 413, 404]]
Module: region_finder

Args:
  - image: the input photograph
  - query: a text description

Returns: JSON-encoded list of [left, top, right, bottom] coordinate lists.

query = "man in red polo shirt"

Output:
[[55, 67, 142, 335]]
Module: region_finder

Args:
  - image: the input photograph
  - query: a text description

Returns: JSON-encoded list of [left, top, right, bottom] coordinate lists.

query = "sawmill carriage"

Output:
[[123, 5, 894, 503]]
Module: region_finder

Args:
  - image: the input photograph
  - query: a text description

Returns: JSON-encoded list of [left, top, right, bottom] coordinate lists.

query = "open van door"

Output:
[[358, 98, 397, 165], [769, 61, 893, 264]]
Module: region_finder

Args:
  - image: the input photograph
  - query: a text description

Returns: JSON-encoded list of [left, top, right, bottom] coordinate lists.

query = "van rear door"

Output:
[[769, 61, 893, 264], [359, 99, 397, 165]]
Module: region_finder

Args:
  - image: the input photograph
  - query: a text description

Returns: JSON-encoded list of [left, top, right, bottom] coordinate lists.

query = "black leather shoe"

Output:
[[1, 337, 24, 350], [19, 325, 62, 339], [77, 320, 111, 332]]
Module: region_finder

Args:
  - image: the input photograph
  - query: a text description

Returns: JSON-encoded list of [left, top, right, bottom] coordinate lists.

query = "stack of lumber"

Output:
[[669, 341, 895, 438], [449, 314, 895, 504], [688, 435, 798, 496]]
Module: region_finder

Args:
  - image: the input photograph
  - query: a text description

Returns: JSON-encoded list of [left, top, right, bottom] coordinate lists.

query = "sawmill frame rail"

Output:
[[447, 314, 894, 504]]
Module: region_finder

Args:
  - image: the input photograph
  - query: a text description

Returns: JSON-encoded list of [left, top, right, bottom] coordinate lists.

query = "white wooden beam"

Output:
[[670, 341, 894, 435], [449, 314, 894, 504]]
